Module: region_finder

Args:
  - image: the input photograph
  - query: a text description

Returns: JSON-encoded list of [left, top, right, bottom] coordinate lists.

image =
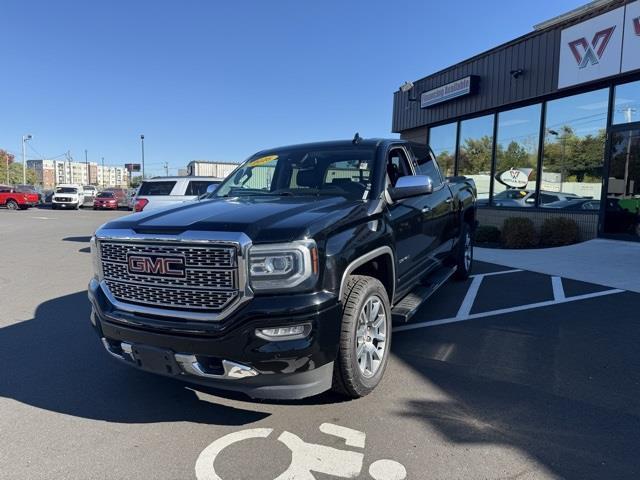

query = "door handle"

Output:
[[445, 198, 453, 204], [421, 206, 431, 213]]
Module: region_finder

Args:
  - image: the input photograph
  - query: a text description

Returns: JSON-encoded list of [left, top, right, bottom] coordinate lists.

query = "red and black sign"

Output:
[[127, 254, 186, 277]]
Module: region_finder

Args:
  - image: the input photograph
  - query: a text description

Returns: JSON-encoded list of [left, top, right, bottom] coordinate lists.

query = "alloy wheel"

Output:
[[355, 295, 387, 378]]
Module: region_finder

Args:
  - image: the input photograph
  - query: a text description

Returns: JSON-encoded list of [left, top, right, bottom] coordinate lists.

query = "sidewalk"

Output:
[[475, 239, 640, 293]]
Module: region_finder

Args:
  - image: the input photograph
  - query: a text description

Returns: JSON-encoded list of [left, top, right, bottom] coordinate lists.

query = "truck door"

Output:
[[409, 144, 455, 263], [385, 146, 436, 291]]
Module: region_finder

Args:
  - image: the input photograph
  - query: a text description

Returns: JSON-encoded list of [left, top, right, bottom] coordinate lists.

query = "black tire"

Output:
[[6, 200, 19, 210], [75, 203, 80, 210], [51, 204, 57, 210], [332, 275, 391, 398], [453, 223, 473, 280]]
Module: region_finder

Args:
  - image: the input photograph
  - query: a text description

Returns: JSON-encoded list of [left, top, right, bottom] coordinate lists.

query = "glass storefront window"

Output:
[[492, 104, 541, 207], [428, 123, 456, 177], [613, 81, 640, 125], [540, 88, 608, 207], [458, 114, 494, 200]]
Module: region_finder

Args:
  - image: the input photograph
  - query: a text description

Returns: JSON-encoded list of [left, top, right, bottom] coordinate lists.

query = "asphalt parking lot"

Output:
[[1, 208, 639, 480]]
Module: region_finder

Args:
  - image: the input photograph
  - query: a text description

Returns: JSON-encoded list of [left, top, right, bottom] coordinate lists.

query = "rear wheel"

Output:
[[6, 200, 19, 210], [453, 223, 473, 280], [332, 275, 391, 398]]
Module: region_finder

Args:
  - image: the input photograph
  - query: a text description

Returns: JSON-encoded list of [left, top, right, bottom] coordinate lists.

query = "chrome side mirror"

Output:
[[206, 183, 219, 195], [388, 175, 434, 201]]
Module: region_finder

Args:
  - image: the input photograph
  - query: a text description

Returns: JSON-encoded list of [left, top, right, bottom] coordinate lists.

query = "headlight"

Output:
[[90, 236, 103, 281], [249, 240, 319, 293]]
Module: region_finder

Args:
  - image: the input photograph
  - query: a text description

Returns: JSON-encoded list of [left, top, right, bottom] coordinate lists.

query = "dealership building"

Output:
[[393, 0, 640, 241]]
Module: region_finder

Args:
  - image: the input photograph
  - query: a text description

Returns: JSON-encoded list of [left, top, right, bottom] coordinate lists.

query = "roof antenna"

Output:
[[352, 132, 362, 145]]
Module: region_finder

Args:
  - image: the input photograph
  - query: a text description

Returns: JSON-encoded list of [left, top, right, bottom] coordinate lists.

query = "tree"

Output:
[[459, 135, 493, 174], [5, 162, 37, 185], [1, 149, 16, 184]]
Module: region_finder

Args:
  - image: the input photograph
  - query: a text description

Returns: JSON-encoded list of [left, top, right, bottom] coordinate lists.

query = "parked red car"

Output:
[[0, 185, 39, 210], [93, 191, 121, 210]]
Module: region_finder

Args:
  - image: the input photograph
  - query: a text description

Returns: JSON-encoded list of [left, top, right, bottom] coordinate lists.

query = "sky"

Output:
[[2, 0, 587, 177]]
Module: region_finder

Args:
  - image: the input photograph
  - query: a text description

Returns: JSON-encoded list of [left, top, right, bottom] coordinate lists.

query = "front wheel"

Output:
[[6, 200, 19, 210], [453, 223, 473, 280], [332, 275, 391, 398]]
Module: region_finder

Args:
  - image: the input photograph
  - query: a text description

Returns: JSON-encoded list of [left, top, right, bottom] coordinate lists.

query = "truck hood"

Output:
[[102, 196, 372, 243]]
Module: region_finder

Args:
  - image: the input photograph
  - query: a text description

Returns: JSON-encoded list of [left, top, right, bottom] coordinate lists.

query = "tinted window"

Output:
[[138, 181, 176, 196], [97, 192, 114, 198], [493, 104, 541, 207], [55, 187, 78, 193], [428, 123, 456, 177], [541, 89, 608, 207], [458, 114, 494, 200], [185, 181, 219, 196], [411, 144, 442, 187], [387, 148, 412, 187], [613, 81, 640, 125]]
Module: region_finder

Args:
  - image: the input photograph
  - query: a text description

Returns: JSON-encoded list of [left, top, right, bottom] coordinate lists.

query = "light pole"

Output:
[[101, 157, 105, 188], [140, 134, 145, 178], [22, 134, 33, 184], [85, 149, 89, 185], [547, 129, 566, 192]]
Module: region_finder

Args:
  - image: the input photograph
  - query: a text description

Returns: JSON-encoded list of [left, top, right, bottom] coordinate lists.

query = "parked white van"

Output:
[[132, 176, 223, 212], [52, 184, 85, 210]]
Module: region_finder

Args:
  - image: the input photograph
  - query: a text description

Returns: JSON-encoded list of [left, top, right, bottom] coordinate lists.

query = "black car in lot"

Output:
[[88, 138, 477, 400]]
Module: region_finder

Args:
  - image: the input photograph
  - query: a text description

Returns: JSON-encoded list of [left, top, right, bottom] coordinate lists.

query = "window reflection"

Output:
[[428, 123, 456, 177], [492, 104, 541, 207], [613, 81, 640, 125], [541, 89, 608, 207], [458, 115, 494, 200]]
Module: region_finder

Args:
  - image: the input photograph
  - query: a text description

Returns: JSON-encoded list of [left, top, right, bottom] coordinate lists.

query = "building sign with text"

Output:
[[558, 1, 640, 89], [420, 76, 477, 108]]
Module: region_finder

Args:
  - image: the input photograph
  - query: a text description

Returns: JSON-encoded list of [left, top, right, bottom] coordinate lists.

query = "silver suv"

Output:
[[132, 176, 223, 212]]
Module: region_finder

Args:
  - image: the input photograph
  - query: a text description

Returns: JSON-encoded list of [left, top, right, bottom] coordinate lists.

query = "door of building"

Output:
[[603, 127, 640, 240]]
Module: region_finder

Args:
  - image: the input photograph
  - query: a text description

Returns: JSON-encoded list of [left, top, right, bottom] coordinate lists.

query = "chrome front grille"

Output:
[[104, 280, 237, 311], [100, 240, 239, 312]]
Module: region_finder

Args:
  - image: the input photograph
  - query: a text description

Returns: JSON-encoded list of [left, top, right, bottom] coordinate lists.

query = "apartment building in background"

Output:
[[27, 160, 130, 189]]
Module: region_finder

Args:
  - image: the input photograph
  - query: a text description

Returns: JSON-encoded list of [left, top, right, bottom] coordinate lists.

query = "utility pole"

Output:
[[101, 157, 105, 188], [84, 149, 89, 185], [163, 161, 169, 177], [140, 134, 145, 178], [22, 134, 32, 184]]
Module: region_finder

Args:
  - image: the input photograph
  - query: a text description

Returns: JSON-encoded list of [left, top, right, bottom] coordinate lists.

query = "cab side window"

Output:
[[387, 148, 412, 187], [410, 144, 443, 188]]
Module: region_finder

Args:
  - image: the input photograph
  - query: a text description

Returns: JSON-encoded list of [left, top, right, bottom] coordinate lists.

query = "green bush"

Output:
[[539, 217, 579, 247], [502, 217, 537, 249], [475, 225, 501, 244]]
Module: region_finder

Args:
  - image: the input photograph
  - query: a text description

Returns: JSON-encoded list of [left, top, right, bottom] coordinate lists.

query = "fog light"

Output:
[[256, 324, 311, 341]]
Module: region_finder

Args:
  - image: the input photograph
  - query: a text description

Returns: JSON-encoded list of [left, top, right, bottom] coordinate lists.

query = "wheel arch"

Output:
[[339, 247, 395, 304]]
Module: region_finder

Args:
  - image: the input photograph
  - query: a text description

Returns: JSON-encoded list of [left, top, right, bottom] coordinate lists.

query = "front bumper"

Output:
[[88, 279, 341, 399]]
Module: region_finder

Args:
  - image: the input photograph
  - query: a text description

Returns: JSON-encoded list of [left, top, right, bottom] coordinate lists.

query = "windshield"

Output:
[[55, 187, 78, 194], [214, 145, 376, 200], [97, 192, 114, 198]]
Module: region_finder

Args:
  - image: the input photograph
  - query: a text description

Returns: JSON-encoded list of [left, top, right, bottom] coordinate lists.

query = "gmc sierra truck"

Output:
[[88, 138, 477, 400]]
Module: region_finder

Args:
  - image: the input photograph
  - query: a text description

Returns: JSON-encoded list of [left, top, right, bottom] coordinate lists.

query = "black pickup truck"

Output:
[[88, 138, 476, 400]]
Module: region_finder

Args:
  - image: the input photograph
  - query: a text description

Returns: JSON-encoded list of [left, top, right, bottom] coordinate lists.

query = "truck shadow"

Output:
[[0, 291, 269, 426], [391, 290, 640, 479]]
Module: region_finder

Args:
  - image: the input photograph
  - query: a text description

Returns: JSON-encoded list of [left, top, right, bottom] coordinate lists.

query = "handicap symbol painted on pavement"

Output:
[[195, 423, 407, 480]]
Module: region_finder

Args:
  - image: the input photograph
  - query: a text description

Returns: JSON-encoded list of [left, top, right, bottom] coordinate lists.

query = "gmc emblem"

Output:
[[127, 254, 186, 277]]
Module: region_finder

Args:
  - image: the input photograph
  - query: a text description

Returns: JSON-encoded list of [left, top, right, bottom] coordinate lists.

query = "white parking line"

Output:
[[456, 275, 483, 318], [393, 288, 624, 333], [552, 276, 565, 301]]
